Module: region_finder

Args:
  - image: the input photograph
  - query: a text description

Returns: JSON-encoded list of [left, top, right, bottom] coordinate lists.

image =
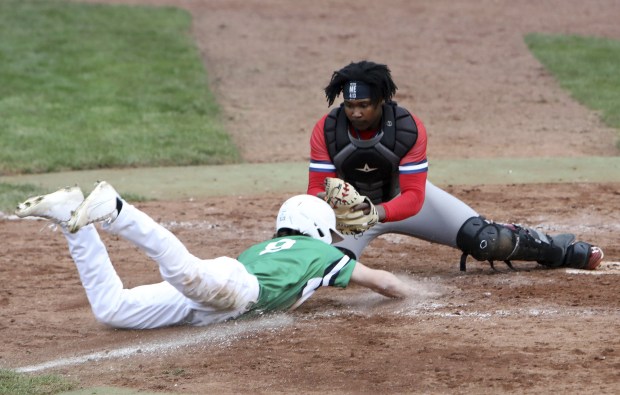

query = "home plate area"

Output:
[[566, 261, 620, 275]]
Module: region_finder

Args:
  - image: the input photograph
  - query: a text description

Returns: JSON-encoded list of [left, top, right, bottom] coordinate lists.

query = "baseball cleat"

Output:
[[67, 181, 121, 233], [15, 186, 84, 225], [585, 246, 604, 270]]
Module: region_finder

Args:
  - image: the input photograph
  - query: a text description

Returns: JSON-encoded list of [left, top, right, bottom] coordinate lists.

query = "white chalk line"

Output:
[[309, 299, 619, 320], [14, 315, 293, 374], [566, 261, 620, 275]]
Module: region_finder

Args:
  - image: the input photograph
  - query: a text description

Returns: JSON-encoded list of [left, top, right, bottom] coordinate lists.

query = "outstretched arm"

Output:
[[349, 262, 412, 298]]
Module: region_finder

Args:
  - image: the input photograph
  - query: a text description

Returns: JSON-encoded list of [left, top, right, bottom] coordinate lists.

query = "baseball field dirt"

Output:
[[1, 1, 619, 394]]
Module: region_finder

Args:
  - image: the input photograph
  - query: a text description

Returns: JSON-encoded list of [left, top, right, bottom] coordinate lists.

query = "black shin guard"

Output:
[[564, 241, 593, 270], [456, 216, 587, 271]]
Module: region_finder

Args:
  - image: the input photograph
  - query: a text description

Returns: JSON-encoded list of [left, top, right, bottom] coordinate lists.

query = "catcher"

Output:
[[309, 60, 604, 271], [15, 181, 411, 329]]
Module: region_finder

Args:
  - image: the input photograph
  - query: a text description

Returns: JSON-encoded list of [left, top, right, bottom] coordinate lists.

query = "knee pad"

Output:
[[456, 216, 518, 269]]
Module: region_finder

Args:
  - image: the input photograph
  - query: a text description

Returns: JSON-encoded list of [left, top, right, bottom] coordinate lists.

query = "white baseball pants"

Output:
[[63, 202, 260, 329]]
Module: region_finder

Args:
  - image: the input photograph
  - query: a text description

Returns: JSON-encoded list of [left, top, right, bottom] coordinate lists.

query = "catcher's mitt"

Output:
[[323, 177, 379, 235]]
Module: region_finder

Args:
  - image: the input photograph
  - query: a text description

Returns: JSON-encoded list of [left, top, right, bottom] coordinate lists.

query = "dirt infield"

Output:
[[1, 1, 620, 394]]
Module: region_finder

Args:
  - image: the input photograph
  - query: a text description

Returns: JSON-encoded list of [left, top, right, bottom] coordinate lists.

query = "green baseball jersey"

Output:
[[237, 236, 357, 312]]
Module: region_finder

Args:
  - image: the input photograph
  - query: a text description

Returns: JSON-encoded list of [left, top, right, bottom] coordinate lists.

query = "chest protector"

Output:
[[324, 101, 418, 204]]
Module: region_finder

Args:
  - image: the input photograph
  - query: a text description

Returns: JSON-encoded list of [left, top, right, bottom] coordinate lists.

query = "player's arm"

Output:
[[349, 261, 412, 298], [381, 171, 426, 221], [308, 115, 337, 196], [380, 114, 428, 222]]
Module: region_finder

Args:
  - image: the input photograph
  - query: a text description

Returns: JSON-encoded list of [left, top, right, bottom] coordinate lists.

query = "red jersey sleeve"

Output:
[[307, 114, 336, 197], [381, 114, 428, 222]]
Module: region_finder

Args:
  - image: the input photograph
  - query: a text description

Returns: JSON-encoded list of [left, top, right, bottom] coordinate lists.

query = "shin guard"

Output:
[[456, 216, 587, 271]]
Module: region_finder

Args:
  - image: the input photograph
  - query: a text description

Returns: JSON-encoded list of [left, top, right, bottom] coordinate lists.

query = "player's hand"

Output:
[[323, 178, 380, 234]]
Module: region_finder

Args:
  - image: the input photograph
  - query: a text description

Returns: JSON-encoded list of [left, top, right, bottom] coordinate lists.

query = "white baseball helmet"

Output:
[[276, 194, 343, 244]]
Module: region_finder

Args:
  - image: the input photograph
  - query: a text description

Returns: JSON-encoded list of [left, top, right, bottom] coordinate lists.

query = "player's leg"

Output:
[[106, 204, 259, 312], [455, 214, 604, 270], [329, 180, 599, 270], [382, 180, 479, 247], [15, 186, 193, 329], [71, 181, 259, 314], [64, 225, 193, 329], [408, 181, 603, 270], [329, 180, 477, 259]]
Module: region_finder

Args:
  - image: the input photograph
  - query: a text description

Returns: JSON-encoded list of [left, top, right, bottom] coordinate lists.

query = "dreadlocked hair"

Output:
[[324, 60, 398, 106]]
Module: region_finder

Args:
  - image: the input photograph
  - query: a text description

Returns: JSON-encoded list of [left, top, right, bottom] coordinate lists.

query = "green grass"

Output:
[[0, 183, 47, 214], [0, 182, 148, 216], [525, 33, 620, 147], [1, 3, 620, 214], [0, 0, 238, 176], [0, 369, 76, 395]]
